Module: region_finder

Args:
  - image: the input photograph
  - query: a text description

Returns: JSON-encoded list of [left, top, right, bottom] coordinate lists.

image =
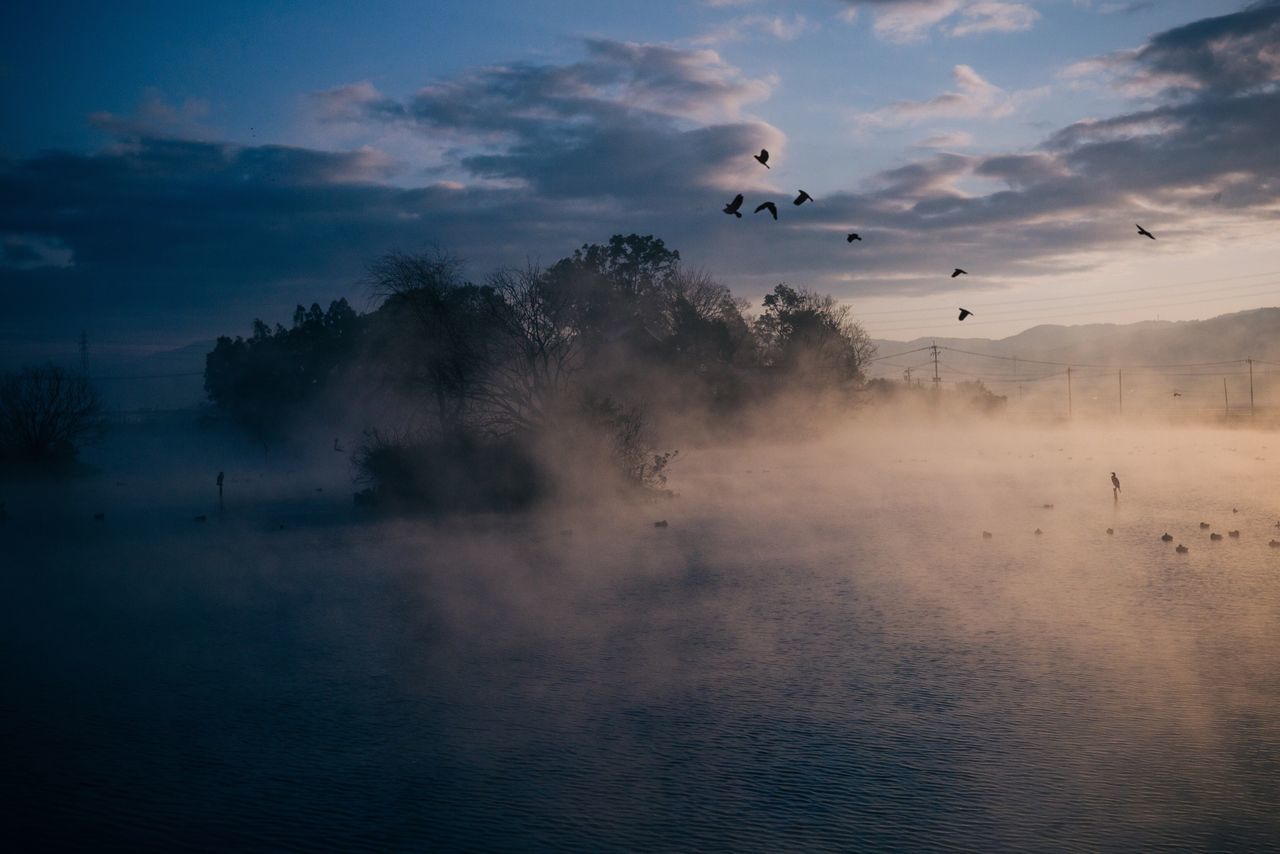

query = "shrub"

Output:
[[0, 365, 102, 470]]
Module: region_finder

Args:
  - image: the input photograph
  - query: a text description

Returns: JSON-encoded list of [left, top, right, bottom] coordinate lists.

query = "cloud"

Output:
[[1, 234, 74, 270], [855, 65, 1045, 127], [322, 38, 782, 199], [0, 41, 785, 346], [949, 2, 1039, 36], [694, 14, 815, 45], [88, 89, 217, 140], [836, 0, 1038, 42], [1062, 2, 1280, 96], [914, 130, 975, 148]]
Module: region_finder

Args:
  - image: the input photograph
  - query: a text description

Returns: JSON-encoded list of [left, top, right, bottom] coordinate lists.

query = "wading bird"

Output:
[[723, 194, 744, 218], [754, 149, 770, 168], [755, 201, 778, 220], [1111, 471, 1121, 499], [1136, 224, 1156, 240], [952, 268, 967, 278], [793, 190, 813, 206], [958, 308, 972, 321]]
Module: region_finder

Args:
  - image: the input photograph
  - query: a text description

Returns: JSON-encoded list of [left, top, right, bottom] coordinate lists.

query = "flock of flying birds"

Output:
[[724, 148, 1159, 323]]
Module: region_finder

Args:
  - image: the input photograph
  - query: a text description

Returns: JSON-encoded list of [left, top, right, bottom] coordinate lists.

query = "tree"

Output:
[[204, 298, 362, 436], [480, 264, 586, 435], [365, 249, 501, 435], [545, 234, 682, 340], [0, 365, 103, 466], [753, 284, 875, 386]]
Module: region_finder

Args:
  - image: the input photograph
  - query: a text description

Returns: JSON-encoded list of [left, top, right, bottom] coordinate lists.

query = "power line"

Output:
[[936, 346, 1247, 370], [864, 345, 934, 363], [91, 371, 205, 380]]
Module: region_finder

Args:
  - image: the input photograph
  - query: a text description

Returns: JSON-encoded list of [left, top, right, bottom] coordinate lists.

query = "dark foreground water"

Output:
[[2, 421, 1279, 851]]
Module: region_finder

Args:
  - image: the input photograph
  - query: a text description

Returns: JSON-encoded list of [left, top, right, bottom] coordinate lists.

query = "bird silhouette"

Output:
[[951, 268, 967, 278], [723, 194, 744, 218], [793, 190, 813, 206], [958, 308, 972, 321], [755, 201, 778, 220], [846, 233, 861, 242], [754, 149, 770, 169], [1176, 544, 1189, 553], [1172, 392, 1182, 397], [1161, 533, 1173, 542], [1111, 471, 1121, 492], [1136, 224, 1156, 240]]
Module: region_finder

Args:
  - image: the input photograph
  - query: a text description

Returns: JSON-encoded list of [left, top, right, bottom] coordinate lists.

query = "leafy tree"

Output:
[[204, 298, 362, 436], [754, 284, 875, 386]]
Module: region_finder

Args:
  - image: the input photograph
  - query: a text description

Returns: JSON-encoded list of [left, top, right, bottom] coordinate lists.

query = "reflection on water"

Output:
[[2, 423, 1279, 850]]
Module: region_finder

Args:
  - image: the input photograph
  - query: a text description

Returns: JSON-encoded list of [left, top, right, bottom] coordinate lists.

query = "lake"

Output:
[[3, 418, 1278, 851]]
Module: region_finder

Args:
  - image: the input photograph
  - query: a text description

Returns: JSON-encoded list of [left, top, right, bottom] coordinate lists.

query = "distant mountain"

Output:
[[871, 307, 1280, 371], [867, 307, 1280, 414]]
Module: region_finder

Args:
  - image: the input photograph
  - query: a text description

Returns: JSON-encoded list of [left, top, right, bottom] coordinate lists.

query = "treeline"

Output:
[[205, 234, 875, 509]]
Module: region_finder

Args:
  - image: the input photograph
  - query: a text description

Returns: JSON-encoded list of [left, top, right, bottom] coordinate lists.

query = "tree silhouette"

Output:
[[0, 364, 102, 467]]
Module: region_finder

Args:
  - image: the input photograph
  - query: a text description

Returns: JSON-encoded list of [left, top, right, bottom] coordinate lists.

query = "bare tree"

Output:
[[480, 264, 586, 435], [365, 249, 490, 434], [0, 365, 103, 464]]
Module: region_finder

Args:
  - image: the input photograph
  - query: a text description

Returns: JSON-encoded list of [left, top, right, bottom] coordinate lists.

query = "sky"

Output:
[[2, 0, 1279, 361]]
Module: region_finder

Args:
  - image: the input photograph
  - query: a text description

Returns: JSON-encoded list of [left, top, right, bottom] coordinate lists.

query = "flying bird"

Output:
[[793, 190, 813, 206], [958, 308, 972, 321], [846, 233, 862, 243], [1172, 391, 1182, 397], [755, 201, 778, 220], [1136, 224, 1156, 240], [723, 194, 744, 218], [754, 149, 770, 169], [951, 268, 968, 278]]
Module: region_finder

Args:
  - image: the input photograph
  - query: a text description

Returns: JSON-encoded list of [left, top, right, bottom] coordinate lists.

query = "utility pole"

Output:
[[1224, 377, 1229, 418], [931, 342, 940, 391], [79, 330, 89, 376], [903, 366, 913, 386], [1248, 358, 1255, 416], [1067, 367, 1073, 418], [1118, 369, 1123, 417]]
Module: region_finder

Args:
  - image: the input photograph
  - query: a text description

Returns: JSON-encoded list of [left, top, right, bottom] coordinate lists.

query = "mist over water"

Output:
[[3, 414, 1279, 850]]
